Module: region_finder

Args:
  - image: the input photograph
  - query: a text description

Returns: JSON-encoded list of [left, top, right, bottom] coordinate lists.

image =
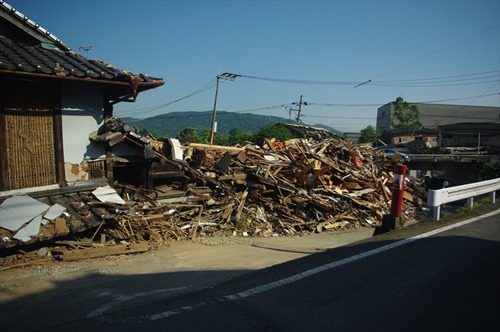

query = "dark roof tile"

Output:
[[0, 2, 164, 95], [0, 35, 163, 85]]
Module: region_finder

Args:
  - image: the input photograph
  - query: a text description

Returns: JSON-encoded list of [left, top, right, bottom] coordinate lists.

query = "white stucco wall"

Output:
[[61, 81, 104, 164], [60, 81, 145, 182]]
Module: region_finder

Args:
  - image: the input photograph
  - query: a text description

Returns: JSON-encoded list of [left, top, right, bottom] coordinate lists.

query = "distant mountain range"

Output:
[[122, 111, 343, 138]]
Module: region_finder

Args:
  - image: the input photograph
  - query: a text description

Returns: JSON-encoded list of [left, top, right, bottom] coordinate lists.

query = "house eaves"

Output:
[[0, 1, 164, 101], [0, 0, 70, 51], [438, 122, 500, 133]]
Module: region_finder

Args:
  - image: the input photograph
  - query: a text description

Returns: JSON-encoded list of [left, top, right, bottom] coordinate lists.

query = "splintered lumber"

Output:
[[191, 205, 204, 240], [316, 219, 349, 232], [0, 257, 53, 272], [93, 134, 422, 244], [235, 190, 248, 221], [218, 173, 247, 181], [53, 242, 150, 261], [0, 131, 424, 251], [187, 143, 244, 154]]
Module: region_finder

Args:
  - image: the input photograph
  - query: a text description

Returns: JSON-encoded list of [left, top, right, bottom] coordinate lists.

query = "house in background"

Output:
[[381, 128, 438, 148], [0, 2, 164, 192], [438, 122, 500, 149]]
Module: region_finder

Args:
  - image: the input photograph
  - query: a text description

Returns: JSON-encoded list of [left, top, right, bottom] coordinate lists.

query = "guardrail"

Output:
[[427, 178, 500, 221], [408, 154, 494, 163]]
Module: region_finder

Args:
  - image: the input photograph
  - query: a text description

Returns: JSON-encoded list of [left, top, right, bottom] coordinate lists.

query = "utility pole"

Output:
[[291, 95, 308, 124], [296, 95, 303, 124], [209, 72, 238, 144], [210, 74, 222, 145]]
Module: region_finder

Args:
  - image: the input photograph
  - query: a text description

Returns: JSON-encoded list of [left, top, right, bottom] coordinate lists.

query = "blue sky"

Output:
[[8, 0, 500, 132]]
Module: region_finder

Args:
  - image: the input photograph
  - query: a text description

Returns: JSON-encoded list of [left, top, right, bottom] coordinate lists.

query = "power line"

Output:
[[371, 24, 500, 80], [420, 93, 500, 104], [303, 115, 376, 120], [237, 74, 360, 86], [309, 102, 383, 107], [116, 91, 499, 121], [120, 79, 218, 117], [369, 79, 499, 88], [375, 70, 499, 83], [237, 70, 499, 87], [304, 92, 500, 108], [116, 70, 498, 118], [230, 104, 292, 113]]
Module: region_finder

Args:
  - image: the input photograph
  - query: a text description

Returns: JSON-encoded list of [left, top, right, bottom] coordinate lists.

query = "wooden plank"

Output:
[[235, 190, 248, 221], [188, 143, 244, 154], [54, 242, 150, 262], [218, 173, 247, 181]]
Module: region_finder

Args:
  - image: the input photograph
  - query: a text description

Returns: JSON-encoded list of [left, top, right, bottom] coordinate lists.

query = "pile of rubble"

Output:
[[0, 132, 426, 254], [101, 136, 424, 246]]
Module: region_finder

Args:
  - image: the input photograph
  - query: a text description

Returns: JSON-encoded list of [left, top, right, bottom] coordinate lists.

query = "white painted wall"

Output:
[[61, 81, 104, 164]]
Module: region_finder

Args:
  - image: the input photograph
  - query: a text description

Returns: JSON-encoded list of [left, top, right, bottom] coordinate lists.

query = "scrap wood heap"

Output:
[[0, 134, 426, 254], [99, 136, 425, 245]]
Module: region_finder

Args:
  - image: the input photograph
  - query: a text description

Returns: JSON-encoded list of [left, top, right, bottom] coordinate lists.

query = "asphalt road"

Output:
[[3, 210, 500, 331]]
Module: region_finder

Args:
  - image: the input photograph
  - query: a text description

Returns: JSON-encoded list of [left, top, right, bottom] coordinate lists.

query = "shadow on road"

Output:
[[1, 210, 499, 331]]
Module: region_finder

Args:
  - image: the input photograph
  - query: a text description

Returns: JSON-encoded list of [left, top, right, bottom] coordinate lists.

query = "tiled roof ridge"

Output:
[[0, 1, 164, 90], [0, 0, 71, 51], [0, 35, 128, 80]]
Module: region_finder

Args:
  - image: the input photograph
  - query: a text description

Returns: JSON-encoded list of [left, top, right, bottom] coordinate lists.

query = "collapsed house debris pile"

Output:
[[105, 137, 424, 245], [0, 131, 426, 257]]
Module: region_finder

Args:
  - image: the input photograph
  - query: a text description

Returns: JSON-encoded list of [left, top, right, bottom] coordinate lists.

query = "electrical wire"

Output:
[[119, 79, 218, 117], [237, 74, 360, 86], [304, 92, 500, 108], [375, 70, 499, 83], [230, 104, 292, 113], [303, 115, 376, 120], [237, 70, 499, 88], [116, 69, 498, 119], [434, 82, 500, 119], [370, 24, 500, 80], [368, 79, 499, 87], [116, 24, 500, 118]]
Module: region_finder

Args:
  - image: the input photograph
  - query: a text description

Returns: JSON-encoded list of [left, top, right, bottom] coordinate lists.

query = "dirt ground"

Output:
[[0, 227, 376, 303], [2, 202, 498, 305]]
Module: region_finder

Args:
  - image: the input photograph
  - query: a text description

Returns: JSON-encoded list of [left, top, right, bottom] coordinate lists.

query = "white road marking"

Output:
[[88, 209, 499, 322], [87, 286, 189, 321]]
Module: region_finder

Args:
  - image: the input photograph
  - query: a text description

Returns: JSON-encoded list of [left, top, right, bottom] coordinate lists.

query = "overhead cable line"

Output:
[[370, 24, 500, 79], [303, 115, 376, 120], [419, 93, 500, 104], [236, 70, 498, 87], [237, 74, 360, 85], [309, 102, 383, 107], [369, 79, 499, 87], [295, 92, 500, 108], [440, 82, 500, 119], [375, 70, 499, 82], [117, 69, 498, 118], [230, 104, 292, 113], [119, 79, 218, 117]]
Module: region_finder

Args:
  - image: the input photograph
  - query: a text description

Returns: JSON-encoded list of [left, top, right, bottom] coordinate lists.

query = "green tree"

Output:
[[228, 128, 256, 146], [198, 128, 212, 144], [139, 128, 162, 139], [481, 162, 500, 180], [177, 127, 200, 142], [256, 123, 294, 141], [359, 125, 381, 144], [216, 132, 230, 146], [391, 97, 422, 129]]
